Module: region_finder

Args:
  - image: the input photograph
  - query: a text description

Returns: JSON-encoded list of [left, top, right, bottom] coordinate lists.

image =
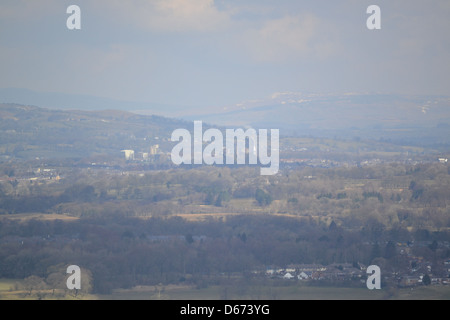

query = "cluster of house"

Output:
[[398, 258, 450, 287], [263, 263, 363, 282], [260, 258, 450, 288]]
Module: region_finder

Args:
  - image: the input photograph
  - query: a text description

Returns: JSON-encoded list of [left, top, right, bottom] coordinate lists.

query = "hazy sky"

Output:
[[1, 0, 449, 109]]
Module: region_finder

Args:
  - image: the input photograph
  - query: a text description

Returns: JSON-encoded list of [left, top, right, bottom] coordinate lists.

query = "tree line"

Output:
[[1, 215, 449, 294]]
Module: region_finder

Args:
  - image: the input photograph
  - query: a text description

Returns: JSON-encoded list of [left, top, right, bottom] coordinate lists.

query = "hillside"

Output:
[[187, 92, 450, 146], [0, 103, 190, 160]]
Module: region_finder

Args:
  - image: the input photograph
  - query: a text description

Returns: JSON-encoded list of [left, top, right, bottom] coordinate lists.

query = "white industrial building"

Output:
[[121, 150, 135, 160]]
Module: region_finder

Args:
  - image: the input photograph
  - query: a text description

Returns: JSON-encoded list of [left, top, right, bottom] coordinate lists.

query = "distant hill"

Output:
[[190, 92, 450, 128], [0, 103, 191, 160], [2, 89, 449, 147], [0, 88, 186, 118], [185, 92, 450, 146], [1, 90, 450, 162]]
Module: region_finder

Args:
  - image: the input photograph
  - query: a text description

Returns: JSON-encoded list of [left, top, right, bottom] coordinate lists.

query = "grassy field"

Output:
[[100, 284, 450, 300], [2, 277, 449, 300]]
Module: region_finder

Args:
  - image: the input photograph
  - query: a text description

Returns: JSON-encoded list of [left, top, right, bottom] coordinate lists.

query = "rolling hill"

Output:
[[184, 92, 450, 146], [0, 103, 190, 160], [1, 90, 450, 162]]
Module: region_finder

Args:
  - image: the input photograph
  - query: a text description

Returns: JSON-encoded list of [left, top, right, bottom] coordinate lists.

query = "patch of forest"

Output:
[[1, 162, 449, 231], [1, 214, 449, 294]]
